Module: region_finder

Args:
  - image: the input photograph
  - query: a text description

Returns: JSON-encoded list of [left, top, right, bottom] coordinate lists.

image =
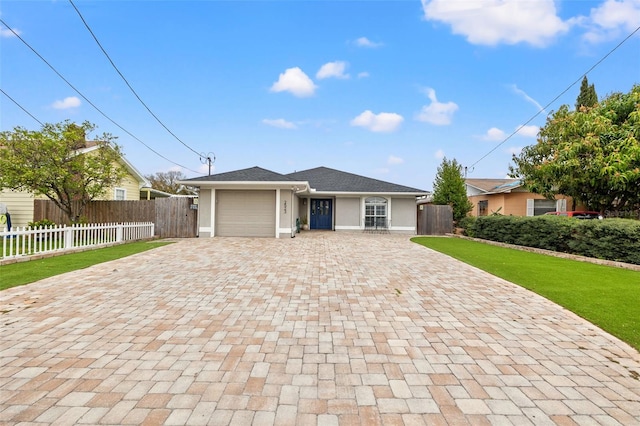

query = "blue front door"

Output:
[[310, 199, 332, 230]]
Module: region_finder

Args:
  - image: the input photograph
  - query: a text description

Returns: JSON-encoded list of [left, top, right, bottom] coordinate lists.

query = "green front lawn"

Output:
[[0, 241, 172, 291], [412, 237, 640, 351]]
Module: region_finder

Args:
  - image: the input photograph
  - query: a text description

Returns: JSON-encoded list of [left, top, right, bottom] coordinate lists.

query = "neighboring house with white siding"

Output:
[[465, 178, 573, 217], [0, 143, 150, 227]]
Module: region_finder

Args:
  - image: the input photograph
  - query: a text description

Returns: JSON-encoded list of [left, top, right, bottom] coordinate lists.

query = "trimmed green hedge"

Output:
[[464, 216, 640, 265]]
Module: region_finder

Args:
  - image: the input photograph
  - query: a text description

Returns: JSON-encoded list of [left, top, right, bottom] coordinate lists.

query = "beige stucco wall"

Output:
[[0, 189, 35, 228], [298, 197, 309, 226], [469, 192, 573, 217], [279, 189, 295, 235], [335, 197, 360, 228], [390, 197, 416, 228], [198, 189, 213, 237]]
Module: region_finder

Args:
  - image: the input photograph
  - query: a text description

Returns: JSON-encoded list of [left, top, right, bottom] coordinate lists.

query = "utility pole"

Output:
[[200, 152, 216, 176]]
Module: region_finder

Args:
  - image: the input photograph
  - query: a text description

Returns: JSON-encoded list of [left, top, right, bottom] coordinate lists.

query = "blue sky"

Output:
[[1, 0, 639, 191]]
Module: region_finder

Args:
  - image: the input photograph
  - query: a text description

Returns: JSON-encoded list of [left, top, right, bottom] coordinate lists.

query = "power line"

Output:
[[0, 18, 201, 175], [68, 0, 204, 158], [468, 24, 640, 171], [0, 89, 44, 126]]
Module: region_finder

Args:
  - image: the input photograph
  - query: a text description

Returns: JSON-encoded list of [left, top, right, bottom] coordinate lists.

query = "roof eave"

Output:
[[465, 183, 488, 193], [309, 190, 430, 196]]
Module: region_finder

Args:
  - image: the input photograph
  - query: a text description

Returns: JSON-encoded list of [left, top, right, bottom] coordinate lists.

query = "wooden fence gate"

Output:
[[417, 204, 453, 235], [34, 198, 198, 238], [154, 197, 198, 239]]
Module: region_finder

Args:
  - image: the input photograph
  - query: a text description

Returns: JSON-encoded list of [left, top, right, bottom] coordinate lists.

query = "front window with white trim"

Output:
[[114, 188, 126, 201], [527, 198, 555, 216], [365, 196, 387, 228]]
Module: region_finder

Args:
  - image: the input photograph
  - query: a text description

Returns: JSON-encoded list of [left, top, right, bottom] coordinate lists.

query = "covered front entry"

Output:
[[310, 199, 332, 230], [215, 190, 276, 237]]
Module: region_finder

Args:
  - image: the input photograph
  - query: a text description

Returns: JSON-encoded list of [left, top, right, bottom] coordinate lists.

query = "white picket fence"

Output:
[[1, 222, 155, 260]]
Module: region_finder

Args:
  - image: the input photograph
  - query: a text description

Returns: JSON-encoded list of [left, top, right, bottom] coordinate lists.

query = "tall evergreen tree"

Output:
[[432, 157, 472, 223], [575, 76, 598, 109]]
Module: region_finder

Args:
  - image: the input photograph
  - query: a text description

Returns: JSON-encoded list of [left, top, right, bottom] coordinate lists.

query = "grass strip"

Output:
[[411, 236, 640, 351], [0, 241, 172, 291]]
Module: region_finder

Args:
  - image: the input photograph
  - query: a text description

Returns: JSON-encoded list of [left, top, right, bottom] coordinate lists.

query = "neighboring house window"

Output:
[[556, 199, 567, 212], [114, 188, 126, 201], [365, 196, 387, 228], [527, 198, 555, 216], [478, 200, 488, 216]]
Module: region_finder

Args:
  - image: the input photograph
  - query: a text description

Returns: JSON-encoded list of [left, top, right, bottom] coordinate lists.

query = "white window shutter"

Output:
[[526, 199, 534, 216], [556, 199, 567, 212]]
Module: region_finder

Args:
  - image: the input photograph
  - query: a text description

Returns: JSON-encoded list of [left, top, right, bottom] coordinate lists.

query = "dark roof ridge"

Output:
[[183, 166, 296, 182]]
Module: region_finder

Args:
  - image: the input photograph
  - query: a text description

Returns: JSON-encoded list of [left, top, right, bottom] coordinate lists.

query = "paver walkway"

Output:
[[1, 233, 639, 425]]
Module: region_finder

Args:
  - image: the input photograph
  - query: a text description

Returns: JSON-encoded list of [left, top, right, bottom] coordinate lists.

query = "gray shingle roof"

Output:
[[183, 166, 294, 182], [286, 167, 427, 193], [183, 166, 428, 193]]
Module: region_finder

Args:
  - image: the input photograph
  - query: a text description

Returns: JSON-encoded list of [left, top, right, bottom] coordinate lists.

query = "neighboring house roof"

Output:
[[80, 142, 150, 189], [465, 178, 523, 194], [140, 188, 174, 199], [182, 166, 429, 195]]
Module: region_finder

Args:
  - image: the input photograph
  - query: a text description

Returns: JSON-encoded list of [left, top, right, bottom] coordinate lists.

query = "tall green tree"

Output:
[[145, 170, 197, 195], [510, 84, 640, 214], [575, 76, 598, 110], [432, 157, 472, 223], [0, 120, 128, 223]]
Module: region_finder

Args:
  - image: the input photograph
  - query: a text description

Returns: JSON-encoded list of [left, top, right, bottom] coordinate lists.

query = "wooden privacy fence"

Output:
[[34, 198, 198, 238], [417, 204, 453, 235]]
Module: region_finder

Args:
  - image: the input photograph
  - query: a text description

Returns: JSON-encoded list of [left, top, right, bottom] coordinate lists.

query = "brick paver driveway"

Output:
[[1, 233, 639, 425]]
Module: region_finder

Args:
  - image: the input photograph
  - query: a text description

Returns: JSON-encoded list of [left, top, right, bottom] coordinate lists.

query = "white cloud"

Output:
[[421, 0, 571, 47], [507, 146, 523, 155], [357, 71, 370, 79], [510, 85, 546, 113], [415, 88, 458, 126], [354, 37, 383, 48], [198, 163, 214, 175], [583, 0, 640, 43], [316, 61, 350, 80], [52, 96, 81, 110], [270, 67, 317, 97], [388, 155, 404, 165], [516, 124, 539, 138], [350, 110, 404, 133], [262, 118, 297, 129], [434, 149, 445, 159], [482, 127, 506, 141], [1, 28, 21, 38]]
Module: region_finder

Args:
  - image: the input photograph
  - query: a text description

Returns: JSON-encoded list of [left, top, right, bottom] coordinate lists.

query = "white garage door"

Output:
[[216, 190, 276, 237]]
